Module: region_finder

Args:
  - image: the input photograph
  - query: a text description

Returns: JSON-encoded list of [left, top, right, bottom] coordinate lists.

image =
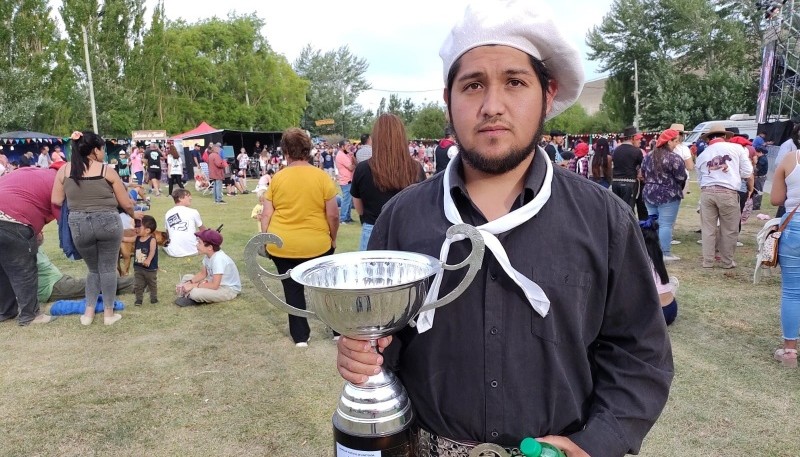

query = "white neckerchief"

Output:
[[416, 150, 553, 333]]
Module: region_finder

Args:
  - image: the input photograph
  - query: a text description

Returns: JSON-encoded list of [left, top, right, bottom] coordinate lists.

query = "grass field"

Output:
[[1, 178, 798, 457]]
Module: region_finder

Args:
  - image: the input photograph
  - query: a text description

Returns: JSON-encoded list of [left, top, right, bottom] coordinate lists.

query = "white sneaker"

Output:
[[332, 336, 341, 342], [696, 240, 702, 245], [295, 342, 308, 348], [736, 241, 744, 247], [663, 255, 681, 261], [671, 240, 681, 245]]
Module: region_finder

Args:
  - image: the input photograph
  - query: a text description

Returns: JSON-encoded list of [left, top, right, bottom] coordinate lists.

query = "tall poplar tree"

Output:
[[0, 0, 61, 132]]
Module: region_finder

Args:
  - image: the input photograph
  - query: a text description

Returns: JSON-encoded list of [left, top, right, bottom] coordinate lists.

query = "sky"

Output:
[[53, 0, 615, 111]]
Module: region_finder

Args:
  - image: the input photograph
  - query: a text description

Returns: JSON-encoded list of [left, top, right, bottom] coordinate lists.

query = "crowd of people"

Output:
[[2, 0, 800, 454]]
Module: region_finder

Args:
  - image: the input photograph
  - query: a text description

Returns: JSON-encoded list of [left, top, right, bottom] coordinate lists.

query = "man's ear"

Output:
[[545, 80, 558, 116], [443, 88, 450, 107]]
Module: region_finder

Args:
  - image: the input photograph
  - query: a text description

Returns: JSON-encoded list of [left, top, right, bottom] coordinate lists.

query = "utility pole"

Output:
[[244, 79, 252, 131], [82, 24, 98, 133], [633, 59, 641, 130], [341, 86, 346, 138]]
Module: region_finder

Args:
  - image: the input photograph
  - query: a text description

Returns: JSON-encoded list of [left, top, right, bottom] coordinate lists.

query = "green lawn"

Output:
[[0, 179, 797, 457]]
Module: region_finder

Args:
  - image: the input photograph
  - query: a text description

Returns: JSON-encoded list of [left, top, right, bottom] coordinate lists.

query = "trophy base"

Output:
[[333, 425, 413, 457]]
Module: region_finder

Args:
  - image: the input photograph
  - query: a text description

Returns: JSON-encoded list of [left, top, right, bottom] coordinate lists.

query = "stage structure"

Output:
[[758, 0, 800, 122]]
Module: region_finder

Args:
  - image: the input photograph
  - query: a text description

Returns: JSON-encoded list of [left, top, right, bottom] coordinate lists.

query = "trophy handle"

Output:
[[244, 233, 318, 320], [417, 223, 485, 313]]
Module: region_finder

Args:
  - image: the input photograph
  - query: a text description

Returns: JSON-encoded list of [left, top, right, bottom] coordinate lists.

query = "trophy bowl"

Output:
[[288, 250, 441, 340], [243, 224, 485, 454]]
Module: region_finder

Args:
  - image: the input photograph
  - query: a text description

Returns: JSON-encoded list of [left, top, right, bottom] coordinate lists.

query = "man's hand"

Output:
[[537, 436, 589, 457], [336, 336, 392, 384]]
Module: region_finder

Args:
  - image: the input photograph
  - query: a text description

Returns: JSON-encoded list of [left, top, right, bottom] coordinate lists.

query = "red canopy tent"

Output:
[[170, 122, 222, 140]]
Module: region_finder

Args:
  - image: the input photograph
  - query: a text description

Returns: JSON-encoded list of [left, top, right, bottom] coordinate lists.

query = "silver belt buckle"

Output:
[[468, 443, 510, 457]]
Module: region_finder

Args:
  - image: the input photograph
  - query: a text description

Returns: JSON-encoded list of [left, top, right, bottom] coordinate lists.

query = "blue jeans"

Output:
[[69, 211, 124, 312], [135, 171, 144, 185], [645, 199, 681, 256], [779, 215, 800, 340], [213, 179, 223, 202], [339, 183, 354, 222], [359, 223, 374, 251], [0, 220, 39, 325]]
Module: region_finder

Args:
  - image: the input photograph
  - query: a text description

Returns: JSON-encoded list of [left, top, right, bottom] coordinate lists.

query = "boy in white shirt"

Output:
[[175, 229, 241, 306], [164, 189, 206, 257]]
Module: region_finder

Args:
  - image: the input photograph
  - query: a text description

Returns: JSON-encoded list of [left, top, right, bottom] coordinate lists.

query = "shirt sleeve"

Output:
[[568, 207, 673, 456], [350, 165, 363, 199]]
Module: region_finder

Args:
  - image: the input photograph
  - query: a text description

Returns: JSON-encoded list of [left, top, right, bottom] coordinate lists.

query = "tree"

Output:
[[408, 103, 446, 140], [294, 45, 370, 138], [586, 0, 761, 130], [0, 0, 61, 132], [59, 0, 146, 135]]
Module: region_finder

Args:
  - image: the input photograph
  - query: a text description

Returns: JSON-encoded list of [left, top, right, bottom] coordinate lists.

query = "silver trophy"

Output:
[[244, 224, 485, 456]]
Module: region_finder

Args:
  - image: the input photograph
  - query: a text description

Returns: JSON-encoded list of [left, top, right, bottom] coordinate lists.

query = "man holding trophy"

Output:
[[336, 1, 674, 456]]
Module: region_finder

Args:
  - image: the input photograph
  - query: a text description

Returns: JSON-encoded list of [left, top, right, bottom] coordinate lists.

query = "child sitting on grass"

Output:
[[134, 215, 159, 305], [174, 228, 241, 307], [640, 215, 678, 325]]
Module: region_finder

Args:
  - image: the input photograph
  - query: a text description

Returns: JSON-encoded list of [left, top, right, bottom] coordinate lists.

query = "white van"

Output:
[[683, 114, 759, 146]]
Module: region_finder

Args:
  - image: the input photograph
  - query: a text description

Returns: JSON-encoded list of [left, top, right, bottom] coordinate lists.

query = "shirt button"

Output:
[[490, 327, 498, 335], [490, 272, 497, 281], [491, 431, 499, 438], [490, 380, 498, 388]]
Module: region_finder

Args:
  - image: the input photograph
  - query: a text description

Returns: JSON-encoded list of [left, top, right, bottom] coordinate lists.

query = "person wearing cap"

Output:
[[641, 129, 687, 261], [611, 126, 644, 210], [669, 124, 694, 173], [117, 149, 130, 183], [544, 129, 565, 162], [336, 2, 672, 456], [695, 123, 753, 269], [175, 229, 241, 306], [434, 127, 458, 174]]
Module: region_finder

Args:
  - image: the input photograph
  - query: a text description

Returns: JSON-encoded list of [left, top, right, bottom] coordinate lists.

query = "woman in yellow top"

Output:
[[260, 128, 339, 347]]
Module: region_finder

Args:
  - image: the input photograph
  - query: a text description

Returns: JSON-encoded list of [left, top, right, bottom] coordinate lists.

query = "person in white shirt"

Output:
[[669, 123, 694, 173], [164, 189, 206, 257], [695, 123, 754, 269], [174, 228, 241, 306]]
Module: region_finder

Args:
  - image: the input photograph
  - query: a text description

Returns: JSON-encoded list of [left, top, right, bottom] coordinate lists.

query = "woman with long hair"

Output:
[[641, 129, 686, 261], [590, 137, 613, 188], [261, 128, 339, 346], [167, 144, 184, 196], [770, 146, 800, 368], [51, 131, 134, 325], [351, 114, 426, 250]]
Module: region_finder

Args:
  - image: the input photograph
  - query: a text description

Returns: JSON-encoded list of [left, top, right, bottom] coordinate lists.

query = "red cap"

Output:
[[195, 229, 223, 247], [656, 129, 680, 148]]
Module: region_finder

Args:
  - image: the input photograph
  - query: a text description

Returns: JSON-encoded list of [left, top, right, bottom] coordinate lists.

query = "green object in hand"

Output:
[[519, 437, 566, 457]]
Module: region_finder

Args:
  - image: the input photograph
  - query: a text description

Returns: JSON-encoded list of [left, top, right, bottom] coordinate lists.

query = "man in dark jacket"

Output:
[[434, 128, 458, 173]]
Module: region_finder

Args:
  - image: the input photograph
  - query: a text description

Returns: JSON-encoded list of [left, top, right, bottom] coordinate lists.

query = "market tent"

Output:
[[0, 130, 66, 164], [170, 122, 222, 141]]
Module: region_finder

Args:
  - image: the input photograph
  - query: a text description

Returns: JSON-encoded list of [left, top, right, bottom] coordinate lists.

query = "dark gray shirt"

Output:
[[370, 150, 673, 457]]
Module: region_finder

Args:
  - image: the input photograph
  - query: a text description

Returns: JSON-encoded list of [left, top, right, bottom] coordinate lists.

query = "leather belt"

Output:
[[615, 178, 638, 183], [413, 427, 525, 457], [0, 210, 23, 225]]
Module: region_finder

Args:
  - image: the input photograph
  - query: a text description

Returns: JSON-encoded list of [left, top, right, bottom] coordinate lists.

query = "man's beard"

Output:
[[458, 126, 543, 175]]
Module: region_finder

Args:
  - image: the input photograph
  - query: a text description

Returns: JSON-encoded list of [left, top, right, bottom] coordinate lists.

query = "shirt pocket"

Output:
[[529, 268, 592, 345]]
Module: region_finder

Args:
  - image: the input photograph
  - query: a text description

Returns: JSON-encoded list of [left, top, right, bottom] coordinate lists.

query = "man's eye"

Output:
[[465, 82, 482, 91], [509, 79, 525, 87]]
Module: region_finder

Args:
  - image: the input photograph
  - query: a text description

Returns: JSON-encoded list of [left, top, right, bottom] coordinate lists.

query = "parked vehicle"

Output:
[[683, 114, 759, 146]]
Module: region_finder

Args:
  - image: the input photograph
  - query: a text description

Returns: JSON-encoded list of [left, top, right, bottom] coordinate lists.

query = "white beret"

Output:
[[439, 0, 585, 120]]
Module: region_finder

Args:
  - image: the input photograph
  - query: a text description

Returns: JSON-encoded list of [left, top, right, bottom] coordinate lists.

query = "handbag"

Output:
[[58, 201, 82, 261], [761, 204, 800, 267]]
